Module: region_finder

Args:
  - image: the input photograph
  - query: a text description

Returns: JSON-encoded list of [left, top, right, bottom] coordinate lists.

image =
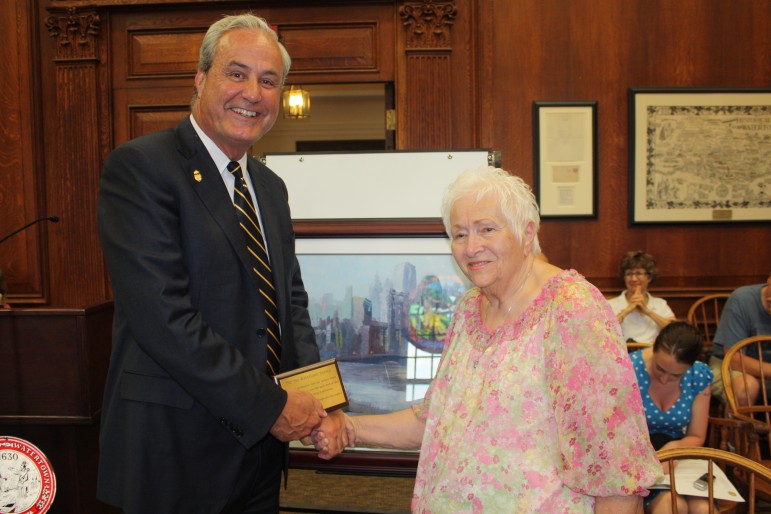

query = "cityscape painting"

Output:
[[296, 238, 471, 415]]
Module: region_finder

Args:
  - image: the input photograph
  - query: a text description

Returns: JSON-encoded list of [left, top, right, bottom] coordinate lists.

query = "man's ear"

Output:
[[194, 70, 206, 94]]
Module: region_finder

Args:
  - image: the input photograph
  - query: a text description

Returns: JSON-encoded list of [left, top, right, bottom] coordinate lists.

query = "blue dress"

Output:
[[631, 350, 713, 507], [631, 350, 713, 441]]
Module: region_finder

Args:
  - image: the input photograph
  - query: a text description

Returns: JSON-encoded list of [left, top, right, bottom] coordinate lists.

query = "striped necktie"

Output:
[[228, 161, 281, 375]]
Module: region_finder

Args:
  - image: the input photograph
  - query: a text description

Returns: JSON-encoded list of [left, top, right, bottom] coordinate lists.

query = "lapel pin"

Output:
[[193, 170, 202, 182]]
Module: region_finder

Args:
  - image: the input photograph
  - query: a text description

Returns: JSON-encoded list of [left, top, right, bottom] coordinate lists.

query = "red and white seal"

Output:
[[0, 436, 56, 514]]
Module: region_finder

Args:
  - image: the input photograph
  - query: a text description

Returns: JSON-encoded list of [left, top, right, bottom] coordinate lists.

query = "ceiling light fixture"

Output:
[[282, 85, 311, 119]]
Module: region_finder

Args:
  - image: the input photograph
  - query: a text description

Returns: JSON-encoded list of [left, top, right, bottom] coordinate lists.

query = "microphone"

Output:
[[0, 216, 60, 245]]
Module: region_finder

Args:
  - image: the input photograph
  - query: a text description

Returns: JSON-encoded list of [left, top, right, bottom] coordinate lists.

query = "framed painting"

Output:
[[629, 87, 771, 224], [296, 237, 470, 418], [533, 101, 598, 218]]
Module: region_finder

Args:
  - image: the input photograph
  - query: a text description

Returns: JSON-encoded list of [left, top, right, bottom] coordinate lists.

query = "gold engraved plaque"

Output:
[[274, 358, 348, 411]]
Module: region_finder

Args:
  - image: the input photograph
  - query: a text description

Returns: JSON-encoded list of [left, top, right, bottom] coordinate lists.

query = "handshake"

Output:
[[268, 389, 355, 460]]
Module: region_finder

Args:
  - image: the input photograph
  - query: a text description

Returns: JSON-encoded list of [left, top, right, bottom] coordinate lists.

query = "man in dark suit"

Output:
[[96, 14, 345, 513]]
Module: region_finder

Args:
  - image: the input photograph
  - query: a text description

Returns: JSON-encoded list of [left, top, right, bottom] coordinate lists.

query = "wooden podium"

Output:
[[0, 301, 116, 513]]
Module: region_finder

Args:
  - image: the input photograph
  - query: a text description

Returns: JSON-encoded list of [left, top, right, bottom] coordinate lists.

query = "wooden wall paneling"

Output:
[[110, 4, 396, 144], [110, 10, 212, 145], [112, 86, 193, 145], [446, 0, 478, 148], [474, 3, 496, 151], [254, 3, 396, 85], [400, 51, 453, 148], [395, 1, 454, 150], [126, 29, 202, 77], [478, 0, 771, 290], [39, 7, 111, 307], [0, 303, 113, 422], [0, 0, 48, 303], [279, 22, 391, 83]]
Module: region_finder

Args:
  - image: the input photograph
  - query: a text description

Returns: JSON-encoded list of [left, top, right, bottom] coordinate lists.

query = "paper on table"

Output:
[[650, 459, 744, 502]]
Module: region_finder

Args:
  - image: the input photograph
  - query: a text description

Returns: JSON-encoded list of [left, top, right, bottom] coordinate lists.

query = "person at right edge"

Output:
[[96, 14, 345, 514], [314, 166, 661, 513], [709, 273, 771, 407]]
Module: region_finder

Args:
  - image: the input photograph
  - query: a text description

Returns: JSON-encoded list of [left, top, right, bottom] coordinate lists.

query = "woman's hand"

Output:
[[618, 287, 647, 322], [345, 413, 358, 447], [617, 303, 637, 322], [303, 410, 350, 460], [628, 286, 648, 311]]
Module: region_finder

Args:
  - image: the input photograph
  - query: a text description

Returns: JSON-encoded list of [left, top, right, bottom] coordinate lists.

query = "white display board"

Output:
[[262, 150, 491, 220]]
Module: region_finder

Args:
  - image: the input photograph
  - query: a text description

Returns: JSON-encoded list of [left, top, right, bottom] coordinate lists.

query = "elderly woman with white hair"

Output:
[[314, 166, 660, 513]]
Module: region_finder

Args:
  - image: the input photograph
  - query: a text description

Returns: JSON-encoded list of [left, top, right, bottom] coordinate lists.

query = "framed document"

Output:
[[533, 101, 598, 218], [274, 358, 349, 411]]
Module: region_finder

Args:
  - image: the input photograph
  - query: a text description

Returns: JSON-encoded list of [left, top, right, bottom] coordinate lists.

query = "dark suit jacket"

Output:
[[96, 117, 319, 512]]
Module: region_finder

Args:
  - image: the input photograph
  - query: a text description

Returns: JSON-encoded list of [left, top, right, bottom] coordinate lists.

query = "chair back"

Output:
[[707, 416, 757, 458], [723, 336, 771, 417], [722, 336, 771, 459], [687, 293, 730, 357], [657, 447, 771, 513]]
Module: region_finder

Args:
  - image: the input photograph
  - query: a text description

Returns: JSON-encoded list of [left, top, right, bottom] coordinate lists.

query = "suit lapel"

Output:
[[174, 119, 255, 278]]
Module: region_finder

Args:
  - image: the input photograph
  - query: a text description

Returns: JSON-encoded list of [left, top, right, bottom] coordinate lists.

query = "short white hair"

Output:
[[440, 166, 541, 255]]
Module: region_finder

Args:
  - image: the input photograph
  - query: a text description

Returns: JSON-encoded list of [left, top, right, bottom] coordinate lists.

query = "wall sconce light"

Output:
[[282, 85, 311, 119]]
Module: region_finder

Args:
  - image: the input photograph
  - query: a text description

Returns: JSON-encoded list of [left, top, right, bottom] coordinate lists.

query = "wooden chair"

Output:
[[707, 416, 759, 458], [722, 336, 771, 458], [687, 293, 731, 358], [656, 447, 771, 514], [720, 336, 771, 508]]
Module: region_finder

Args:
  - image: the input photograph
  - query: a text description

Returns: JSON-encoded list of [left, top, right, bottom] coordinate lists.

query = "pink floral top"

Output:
[[411, 270, 660, 513]]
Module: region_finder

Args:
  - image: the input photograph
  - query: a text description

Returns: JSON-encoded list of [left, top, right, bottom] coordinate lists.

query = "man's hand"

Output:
[[269, 389, 326, 441]]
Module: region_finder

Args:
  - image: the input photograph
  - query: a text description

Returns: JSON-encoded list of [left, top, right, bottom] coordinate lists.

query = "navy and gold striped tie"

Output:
[[228, 161, 281, 375]]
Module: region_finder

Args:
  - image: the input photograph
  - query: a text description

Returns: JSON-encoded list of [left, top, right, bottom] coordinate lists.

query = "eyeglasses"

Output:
[[624, 271, 649, 278]]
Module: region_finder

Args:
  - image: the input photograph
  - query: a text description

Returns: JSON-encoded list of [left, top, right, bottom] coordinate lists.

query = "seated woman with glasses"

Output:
[[631, 321, 713, 514], [608, 251, 675, 344]]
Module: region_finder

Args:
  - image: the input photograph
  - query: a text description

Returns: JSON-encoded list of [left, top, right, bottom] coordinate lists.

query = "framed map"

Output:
[[629, 88, 771, 224]]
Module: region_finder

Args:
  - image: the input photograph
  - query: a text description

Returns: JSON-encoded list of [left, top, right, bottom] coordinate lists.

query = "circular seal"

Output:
[[0, 436, 56, 514]]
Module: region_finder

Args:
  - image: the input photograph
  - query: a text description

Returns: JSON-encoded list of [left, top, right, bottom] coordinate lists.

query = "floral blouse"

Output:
[[411, 270, 661, 513]]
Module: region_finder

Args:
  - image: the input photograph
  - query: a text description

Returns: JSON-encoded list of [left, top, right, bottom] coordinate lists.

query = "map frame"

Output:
[[629, 87, 771, 224]]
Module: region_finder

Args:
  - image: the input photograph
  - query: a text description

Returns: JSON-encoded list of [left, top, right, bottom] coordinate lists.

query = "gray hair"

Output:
[[440, 166, 542, 255], [198, 13, 291, 81]]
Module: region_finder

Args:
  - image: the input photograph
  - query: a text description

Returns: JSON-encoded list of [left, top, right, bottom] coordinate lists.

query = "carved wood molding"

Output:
[[398, 0, 457, 49], [45, 8, 101, 61]]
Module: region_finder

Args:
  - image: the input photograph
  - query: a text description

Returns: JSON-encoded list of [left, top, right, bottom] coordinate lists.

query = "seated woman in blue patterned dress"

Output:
[[631, 321, 714, 514]]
